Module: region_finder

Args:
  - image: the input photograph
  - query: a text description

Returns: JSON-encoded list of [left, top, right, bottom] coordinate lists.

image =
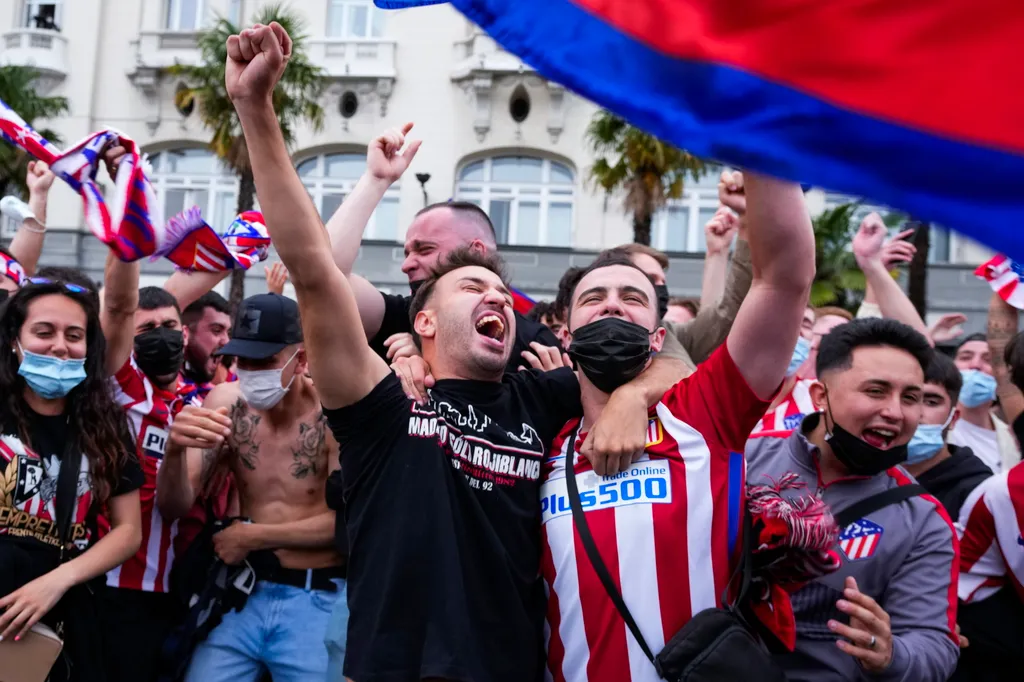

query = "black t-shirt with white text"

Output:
[[0, 410, 142, 554], [325, 368, 582, 682], [371, 292, 562, 372]]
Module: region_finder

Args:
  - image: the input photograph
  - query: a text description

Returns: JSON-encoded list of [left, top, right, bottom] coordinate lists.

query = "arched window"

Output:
[[296, 152, 400, 241], [455, 156, 575, 247], [650, 164, 723, 253], [148, 148, 240, 230]]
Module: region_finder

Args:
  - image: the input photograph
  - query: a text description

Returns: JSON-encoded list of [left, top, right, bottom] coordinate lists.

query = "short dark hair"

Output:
[[553, 266, 584, 320], [606, 243, 670, 271], [138, 286, 181, 316], [1004, 331, 1024, 394], [527, 300, 559, 323], [957, 332, 987, 352], [924, 351, 962, 406], [416, 201, 497, 244], [669, 297, 699, 316], [567, 254, 656, 326], [36, 266, 99, 309], [816, 318, 932, 378], [182, 291, 230, 326], [408, 247, 509, 349]]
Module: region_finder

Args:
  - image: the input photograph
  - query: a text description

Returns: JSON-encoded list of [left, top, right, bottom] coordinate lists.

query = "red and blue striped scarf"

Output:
[[0, 98, 269, 272]]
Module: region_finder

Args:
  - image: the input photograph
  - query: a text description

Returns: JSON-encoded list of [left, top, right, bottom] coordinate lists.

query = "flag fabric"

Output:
[[975, 254, 1024, 310], [161, 209, 271, 273], [0, 251, 26, 286], [510, 287, 536, 315], [0, 98, 268, 272], [382, 1, 1024, 260], [373, 0, 446, 7]]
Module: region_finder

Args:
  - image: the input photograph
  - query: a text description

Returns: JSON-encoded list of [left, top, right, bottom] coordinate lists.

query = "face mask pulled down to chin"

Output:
[[823, 392, 908, 476]]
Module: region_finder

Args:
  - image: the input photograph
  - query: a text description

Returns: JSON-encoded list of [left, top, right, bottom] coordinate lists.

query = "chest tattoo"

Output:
[[291, 413, 328, 480], [230, 398, 262, 471]]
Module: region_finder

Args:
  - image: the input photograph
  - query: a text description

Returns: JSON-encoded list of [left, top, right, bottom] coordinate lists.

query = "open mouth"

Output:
[[475, 313, 506, 343], [862, 427, 898, 449]]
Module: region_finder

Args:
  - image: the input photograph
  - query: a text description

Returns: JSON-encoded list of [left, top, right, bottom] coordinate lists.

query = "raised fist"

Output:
[[226, 22, 292, 107], [852, 212, 888, 268], [718, 170, 745, 215], [25, 160, 55, 195], [368, 123, 423, 184], [704, 206, 738, 255]]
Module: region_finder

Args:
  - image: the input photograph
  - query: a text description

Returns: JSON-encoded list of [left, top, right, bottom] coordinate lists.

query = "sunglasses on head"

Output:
[[24, 277, 91, 294]]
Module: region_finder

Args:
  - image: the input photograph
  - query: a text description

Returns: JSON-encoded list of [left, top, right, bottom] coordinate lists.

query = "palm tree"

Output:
[[811, 203, 905, 313], [586, 111, 705, 245], [810, 203, 865, 311], [169, 4, 326, 308], [0, 65, 69, 198]]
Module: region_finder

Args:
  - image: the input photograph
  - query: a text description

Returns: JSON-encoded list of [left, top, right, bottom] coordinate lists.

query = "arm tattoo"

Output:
[[291, 413, 328, 479], [230, 398, 262, 471], [199, 444, 222, 491], [988, 295, 1018, 372]]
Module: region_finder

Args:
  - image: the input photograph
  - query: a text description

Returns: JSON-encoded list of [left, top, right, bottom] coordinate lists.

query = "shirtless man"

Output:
[[156, 293, 344, 682]]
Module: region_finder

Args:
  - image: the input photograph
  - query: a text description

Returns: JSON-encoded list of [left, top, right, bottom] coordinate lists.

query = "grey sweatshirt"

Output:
[[745, 415, 959, 682]]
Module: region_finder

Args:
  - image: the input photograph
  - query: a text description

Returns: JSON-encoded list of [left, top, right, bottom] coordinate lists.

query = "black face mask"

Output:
[[409, 280, 425, 296], [568, 318, 653, 394], [824, 397, 908, 476], [654, 284, 670, 321], [134, 327, 185, 380]]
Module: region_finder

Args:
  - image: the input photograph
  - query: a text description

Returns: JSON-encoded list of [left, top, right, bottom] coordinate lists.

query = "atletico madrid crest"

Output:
[[838, 519, 883, 561]]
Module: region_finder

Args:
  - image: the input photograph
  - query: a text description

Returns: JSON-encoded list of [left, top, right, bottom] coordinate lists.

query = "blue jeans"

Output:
[[325, 585, 350, 681], [185, 578, 347, 682]]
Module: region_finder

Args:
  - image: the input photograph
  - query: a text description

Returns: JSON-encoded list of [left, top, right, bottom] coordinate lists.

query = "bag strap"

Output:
[[564, 424, 753, 665], [54, 424, 82, 561], [834, 484, 927, 529]]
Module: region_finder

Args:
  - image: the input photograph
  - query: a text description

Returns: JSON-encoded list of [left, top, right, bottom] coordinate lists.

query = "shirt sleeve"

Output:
[[368, 293, 413, 359], [110, 355, 145, 408], [675, 238, 753, 365], [957, 476, 1006, 602], [322, 373, 411, 493], [112, 428, 145, 497], [659, 344, 771, 452], [877, 500, 960, 682], [510, 367, 582, 447]]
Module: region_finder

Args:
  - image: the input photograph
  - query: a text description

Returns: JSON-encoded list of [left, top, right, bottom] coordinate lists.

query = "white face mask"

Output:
[[237, 349, 300, 410]]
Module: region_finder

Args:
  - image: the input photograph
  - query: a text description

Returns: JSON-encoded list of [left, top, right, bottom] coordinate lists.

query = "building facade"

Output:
[[0, 0, 999, 331]]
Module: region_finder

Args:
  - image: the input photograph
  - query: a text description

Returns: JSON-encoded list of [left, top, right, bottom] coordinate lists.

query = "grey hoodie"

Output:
[[745, 414, 959, 682]]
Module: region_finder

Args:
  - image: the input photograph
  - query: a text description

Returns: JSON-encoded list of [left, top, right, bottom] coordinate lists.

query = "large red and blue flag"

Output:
[[378, 0, 1024, 259]]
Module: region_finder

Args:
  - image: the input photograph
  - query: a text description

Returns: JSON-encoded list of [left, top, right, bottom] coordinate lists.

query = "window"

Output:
[[148, 148, 240, 230], [929, 227, 951, 263], [165, 0, 205, 31], [455, 156, 575, 247], [326, 0, 385, 39], [22, 1, 61, 30], [227, 0, 242, 25], [296, 152, 400, 240], [650, 165, 722, 252]]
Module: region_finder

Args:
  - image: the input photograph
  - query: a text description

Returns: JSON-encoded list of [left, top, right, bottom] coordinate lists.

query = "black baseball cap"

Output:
[[216, 293, 303, 360]]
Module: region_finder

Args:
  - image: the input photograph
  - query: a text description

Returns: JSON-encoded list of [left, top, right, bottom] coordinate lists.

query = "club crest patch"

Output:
[[839, 518, 883, 561]]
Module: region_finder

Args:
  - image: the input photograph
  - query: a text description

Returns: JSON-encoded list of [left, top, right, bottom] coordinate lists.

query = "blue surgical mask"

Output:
[[786, 336, 811, 377], [906, 407, 955, 464], [959, 369, 997, 408], [17, 343, 87, 399]]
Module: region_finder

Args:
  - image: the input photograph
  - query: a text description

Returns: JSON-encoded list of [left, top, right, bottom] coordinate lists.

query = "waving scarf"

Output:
[[976, 254, 1024, 310], [0, 98, 268, 272]]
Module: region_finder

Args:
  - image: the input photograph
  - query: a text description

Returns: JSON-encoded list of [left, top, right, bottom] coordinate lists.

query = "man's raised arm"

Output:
[[726, 173, 816, 400], [227, 22, 388, 409]]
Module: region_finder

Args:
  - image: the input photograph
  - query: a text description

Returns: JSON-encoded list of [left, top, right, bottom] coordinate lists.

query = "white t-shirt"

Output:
[[949, 419, 1001, 473]]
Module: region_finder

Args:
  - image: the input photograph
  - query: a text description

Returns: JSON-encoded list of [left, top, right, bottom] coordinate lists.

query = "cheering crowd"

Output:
[[1, 21, 1023, 682]]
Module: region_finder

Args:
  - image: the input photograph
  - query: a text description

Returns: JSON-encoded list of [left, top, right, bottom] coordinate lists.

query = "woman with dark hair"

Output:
[[0, 279, 143, 680]]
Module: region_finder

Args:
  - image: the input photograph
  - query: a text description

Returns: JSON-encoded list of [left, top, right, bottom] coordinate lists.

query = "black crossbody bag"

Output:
[[564, 427, 787, 682]]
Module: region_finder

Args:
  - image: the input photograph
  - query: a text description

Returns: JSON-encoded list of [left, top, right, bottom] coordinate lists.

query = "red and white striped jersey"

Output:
[[104, 356, 199, 593], [751, 378, 815, 435], [540, 346, 769, 682], [957, 461, 1024, 603]]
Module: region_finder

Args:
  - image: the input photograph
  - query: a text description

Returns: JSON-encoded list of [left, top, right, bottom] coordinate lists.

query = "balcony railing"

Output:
[[306, 39, 397, 80], [0, 28, 69, 81]]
